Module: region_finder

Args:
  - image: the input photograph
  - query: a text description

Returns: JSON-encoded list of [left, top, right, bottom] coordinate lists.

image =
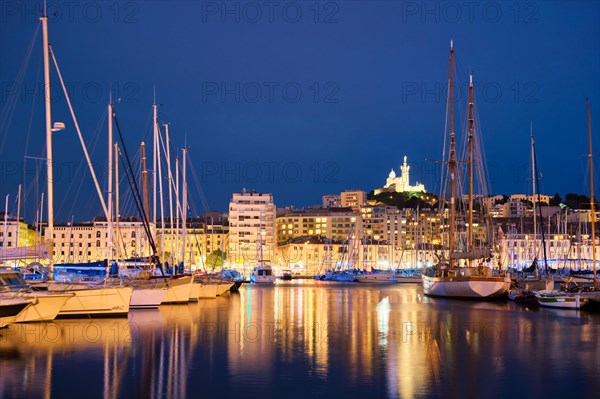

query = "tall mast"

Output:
[[141, 142, 150, 222], [16, 185, 21, 246], [531, 124, 538, 278], [164, 123, 175, 265], [259, 210, 264, 266], [587, 99, 597, 289], [532, 128, 548, 274], [531, 125, 537, 242], [41, 9, 54, 264], [156, 119, 165, 267], [448, 40, 457, 266], [152, 98, 157, 237], [107, 98, 113, 261], [3, 195, 8, 248], [175, 156, 180, 265], [467, 73, 474, 266], [181, 148, 187, 270], [115, 143, 120, 259]]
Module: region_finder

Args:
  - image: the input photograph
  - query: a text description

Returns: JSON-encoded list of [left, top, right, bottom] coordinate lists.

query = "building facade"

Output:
[[228, 189, 276, 266]]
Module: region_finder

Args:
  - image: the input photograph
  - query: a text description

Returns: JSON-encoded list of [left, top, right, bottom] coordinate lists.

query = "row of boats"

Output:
[[0, 269, 240, 328]]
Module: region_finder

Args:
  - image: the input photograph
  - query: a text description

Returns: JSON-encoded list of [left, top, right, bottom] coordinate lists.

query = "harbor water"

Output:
[[1, 280, 599, 398]]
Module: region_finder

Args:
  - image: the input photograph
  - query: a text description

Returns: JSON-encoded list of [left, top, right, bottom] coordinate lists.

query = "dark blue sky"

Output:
[[1, 1, 599, 222]]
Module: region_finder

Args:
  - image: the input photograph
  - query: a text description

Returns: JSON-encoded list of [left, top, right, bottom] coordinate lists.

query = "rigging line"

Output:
[[49, 45, 110, 223], [116, 139, 152, 260], [112, 111, 158, 257], [22, 61, 43, 225], [0, 23, 41, 153], [59, 110, 107, 220], [186, 155, 211, 213]]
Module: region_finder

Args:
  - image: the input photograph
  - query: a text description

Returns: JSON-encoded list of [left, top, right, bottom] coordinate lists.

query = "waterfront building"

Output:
[[228, 189, 276, 267], [276, 207, 358, 244], [46, 217, 152, 263], [0, 214, 35, 249]]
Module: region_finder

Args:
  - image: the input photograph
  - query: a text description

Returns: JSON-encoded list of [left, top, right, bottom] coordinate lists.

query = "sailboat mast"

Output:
[[531, 124, 537, 251], [586, 99, 597, 289], [532, 128, 548, 274], [448, 40, 457, 266], [41, 11, 54, 266], [3, 195, 8, 247], [164, 123, 175, 265], [468, 74, 474, 266], [259, 210, 264, 266], [115, 142, 120, 259], [153, 101, 158, 237], [156, 117, 165, 267], [175, 157, 180, 265], [16, 185, 21, 246], [181, 148, 187, 269], [107, 100, 113, 261], [141, 142, 150, 222], [530, 125, 539, 278]]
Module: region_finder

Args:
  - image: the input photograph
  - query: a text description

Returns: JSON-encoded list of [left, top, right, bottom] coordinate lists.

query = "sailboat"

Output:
[[535, 99, 597, 309], [421, 42, 511, 299], [249, 211, 275, 284], [509, 126, 554, 302], [25, 7, 133, 317]]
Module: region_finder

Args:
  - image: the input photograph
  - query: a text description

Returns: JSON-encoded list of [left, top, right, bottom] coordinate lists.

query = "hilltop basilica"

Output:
[[374, 156, 426, 195]]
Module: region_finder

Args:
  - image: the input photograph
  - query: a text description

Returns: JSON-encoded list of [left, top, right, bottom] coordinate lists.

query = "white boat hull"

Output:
[[0, 297, 31, 328], [130, 287, 168, 309], [54, 286, 133, 317], [535, 291, 587, 309], [395, 276, 422, 283], [356, 272, 398, 283], [190, 282, 219, 299], [15, 293, 73, 322], [422, 275, 511, 298], [217, 282, 233, 295], [161, 276, 193, 304]]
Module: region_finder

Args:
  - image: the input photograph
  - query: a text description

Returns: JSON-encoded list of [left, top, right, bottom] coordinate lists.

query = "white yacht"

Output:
[[250, 265, 275, 284], [356, 270, 398, 283]]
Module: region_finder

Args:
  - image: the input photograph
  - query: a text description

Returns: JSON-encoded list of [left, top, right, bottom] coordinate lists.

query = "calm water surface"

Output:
[[1, 281, 599, 398]]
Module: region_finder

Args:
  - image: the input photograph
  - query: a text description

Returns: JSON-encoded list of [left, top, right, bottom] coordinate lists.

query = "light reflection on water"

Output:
[[1, 281, 599, 399]]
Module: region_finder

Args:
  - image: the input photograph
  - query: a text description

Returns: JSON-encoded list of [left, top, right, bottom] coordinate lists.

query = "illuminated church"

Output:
[[374, 156, 426, 195]]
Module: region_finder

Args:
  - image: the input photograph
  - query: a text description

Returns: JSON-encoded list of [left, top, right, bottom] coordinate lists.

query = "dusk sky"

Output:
[[1, 0, 599, 222]]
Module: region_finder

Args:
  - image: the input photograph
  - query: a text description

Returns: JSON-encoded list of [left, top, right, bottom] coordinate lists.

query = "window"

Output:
[[131, 231, 136, 238], [96, 231, 101, 238]]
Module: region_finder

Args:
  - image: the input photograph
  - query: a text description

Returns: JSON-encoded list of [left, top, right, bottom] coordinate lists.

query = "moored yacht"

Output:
[[421, 43, 510, 300], [356, 270, 397, 283], [422, 265, 511, 298], [249, 265, 275, 284], [1, 270, 73, 322], [0, 297, 31, 328]]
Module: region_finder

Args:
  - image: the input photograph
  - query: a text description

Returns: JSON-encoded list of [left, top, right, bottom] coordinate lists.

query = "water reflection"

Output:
[[1, 281, 599, 398]]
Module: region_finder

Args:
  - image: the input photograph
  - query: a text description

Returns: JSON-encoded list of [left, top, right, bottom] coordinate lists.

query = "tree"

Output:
[[549, 193, 562, 207], [564, 193, 590, 210], [206, 249, 226, 271]]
